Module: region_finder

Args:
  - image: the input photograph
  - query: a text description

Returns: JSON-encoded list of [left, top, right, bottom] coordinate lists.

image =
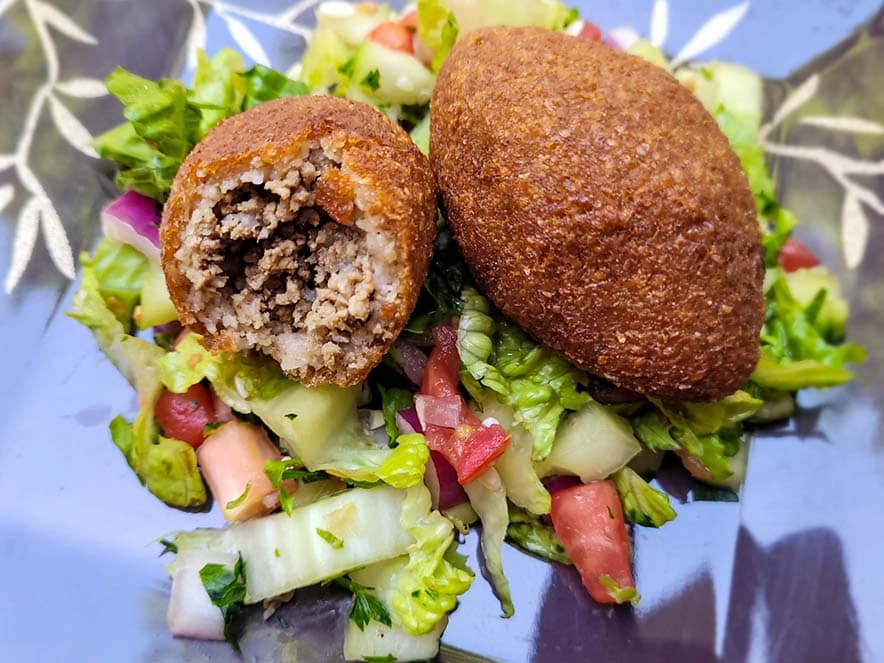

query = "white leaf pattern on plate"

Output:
[[222, 13, 271, 66], [670, 2, 750, 67], [47, 93, 98, 157], [800, 115, 884, 135], [5, 197, 41, 294], [32, 1, 97, 45], [38, 195, 75, 278], [650, 0, 669, 48], [759, 74, 819, 141], [55, 77, 108, 98], [842, 194, 870, 269], [0, 184, 14, 216], [185, 0, 208, 70]]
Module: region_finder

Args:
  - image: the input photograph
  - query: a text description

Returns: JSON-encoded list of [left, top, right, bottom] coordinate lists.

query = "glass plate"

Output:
[[1, 1, 882, 661]]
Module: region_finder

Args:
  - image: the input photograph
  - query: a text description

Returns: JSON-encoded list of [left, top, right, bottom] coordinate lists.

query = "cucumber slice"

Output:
[[536, 401, 641, 482], [137, 259, 177, 329], [341, 41, 435, 106], [443, 0, 573, 35], [299, 26, 353, 90]]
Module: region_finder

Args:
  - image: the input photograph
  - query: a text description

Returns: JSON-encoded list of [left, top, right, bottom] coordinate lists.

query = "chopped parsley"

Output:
[[224, 482, 251, 510], [264, 458, 330, 516], [158, 538, 178, 555], [361, 68, 381, 92], [199, 554, 247, 651], [334, 577, 392, 631], [316, 528, 344, 549], [284, 413, 298, 420]]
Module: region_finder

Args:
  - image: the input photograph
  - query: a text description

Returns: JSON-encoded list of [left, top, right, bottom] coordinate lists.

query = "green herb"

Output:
[[203, 421, 224, 436], [599, 574, 640, 606], [378, 385, 414, 446], [612, 467, 676, 528], [224, 482, 252, 510], [274, 547, 281, 558], [199, 554, 247, 651], [360, 68, 381, 92], [264, 458, 330, 516], [334, 577, 392, 631], [316, 528, 344, 549], [158, 538, 178, 555], [284, 413, 298, 420], [364, 655, 397, 662], [337, 56, 356, 78], [506, 505, 571, 565]]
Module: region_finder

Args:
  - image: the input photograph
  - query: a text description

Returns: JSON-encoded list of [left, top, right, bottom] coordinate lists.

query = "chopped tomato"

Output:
[[415, 393, 463, 428], [550, 482, 635, 604], [155, 384, 216, 448], [399, 9, 417, 29], [778, 238, 819, 272], [425, 421, 509, 485], [578, 21, 603, 42], [367, 21, 414, 53], [420, 325, 460, 399]]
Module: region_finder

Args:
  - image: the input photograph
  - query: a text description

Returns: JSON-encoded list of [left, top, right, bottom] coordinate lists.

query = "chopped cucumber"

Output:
[[299, 26, 354, 90], [316, 1, 391, 46], [442, 0, 573, 35], [410, 112, 430, 155], [677, 61, 763, 133], [343, 558, 447, 662], [340, 41, 435, 106], [136, 259, 177, 329], [627, 39, 669, 69], [173, 486, 415, 603], [536, 401, 641, 482], [166, 549, 238, 640]]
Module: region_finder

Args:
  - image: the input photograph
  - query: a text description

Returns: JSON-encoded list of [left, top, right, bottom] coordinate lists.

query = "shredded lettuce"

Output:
[[506, 505, 570, 565], [69, 266, 206, 507], [463, 468, 514, 617], [632, 392, 759, 484], [612, 467, 676, 528], [457, 287, 589, 460], [417, 0, 459, 71], [81, 238, 149, 329], [387, 485, 475, 634], [93, 49, 307, 201], [479, 395, 550, 515], [754, 268, 866, 390], [158, 335, 429, 488]]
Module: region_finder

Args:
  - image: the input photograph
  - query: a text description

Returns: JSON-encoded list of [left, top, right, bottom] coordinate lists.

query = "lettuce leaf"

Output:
[[506, 505, 570, 564], [457, 287, 589, 460], [379, 385, 414, 446], [754, 268, 866, 390], [386, 485, 475, 634], [633, 393, 755, 484], [81, 238, 149, 329], [93, 49, 306, 201], [417, 0, 459, 71], [463, 468, 514, 617], [69, 266, 206, 507], [479, 395, 550, 515], [612, 467, 676, 528]]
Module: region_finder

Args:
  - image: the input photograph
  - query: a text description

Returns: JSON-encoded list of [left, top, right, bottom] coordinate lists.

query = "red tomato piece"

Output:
[[155, 384, 216, 448], [426, 421, 510, 485], [778, 238, 820, 272], [550, 482, 635, 604], [367, 21, 414, 53], [579, 21, 603, 42], [421, 325, 460, 399], [399, 9, 417, 29]]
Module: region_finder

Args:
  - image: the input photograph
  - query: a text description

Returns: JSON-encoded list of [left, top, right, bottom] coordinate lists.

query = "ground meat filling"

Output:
[[178, 145, 393, 379]]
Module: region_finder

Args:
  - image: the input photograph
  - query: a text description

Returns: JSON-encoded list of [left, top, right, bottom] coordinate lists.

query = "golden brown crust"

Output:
[[161, 95, 437, 387], [430, 27, 764, 402]]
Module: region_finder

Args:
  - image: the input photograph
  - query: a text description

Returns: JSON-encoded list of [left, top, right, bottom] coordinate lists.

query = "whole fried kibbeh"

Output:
[[430, 26, 765, 402], [162, 96, 437, 387]]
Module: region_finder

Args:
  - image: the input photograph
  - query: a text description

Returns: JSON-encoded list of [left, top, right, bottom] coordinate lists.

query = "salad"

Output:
[[68, 0, 866, 661]]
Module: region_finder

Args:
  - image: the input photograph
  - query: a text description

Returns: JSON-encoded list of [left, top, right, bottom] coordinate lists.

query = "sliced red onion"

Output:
[[153, 321, 182, 336], [432, 451, 468, 510], [394, 339, 428, 387], [605, 26, 640, 51], [415, 394, 462, 429], [396, 407, 422, 434], [101, 190, 161, 261], [543, 475, 581, 495], [424, 452, 441, 509]]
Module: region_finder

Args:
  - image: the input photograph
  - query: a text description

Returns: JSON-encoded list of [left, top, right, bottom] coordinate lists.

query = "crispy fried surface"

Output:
[[162, 96, 437, 386], [430, 27, 764, 401]]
